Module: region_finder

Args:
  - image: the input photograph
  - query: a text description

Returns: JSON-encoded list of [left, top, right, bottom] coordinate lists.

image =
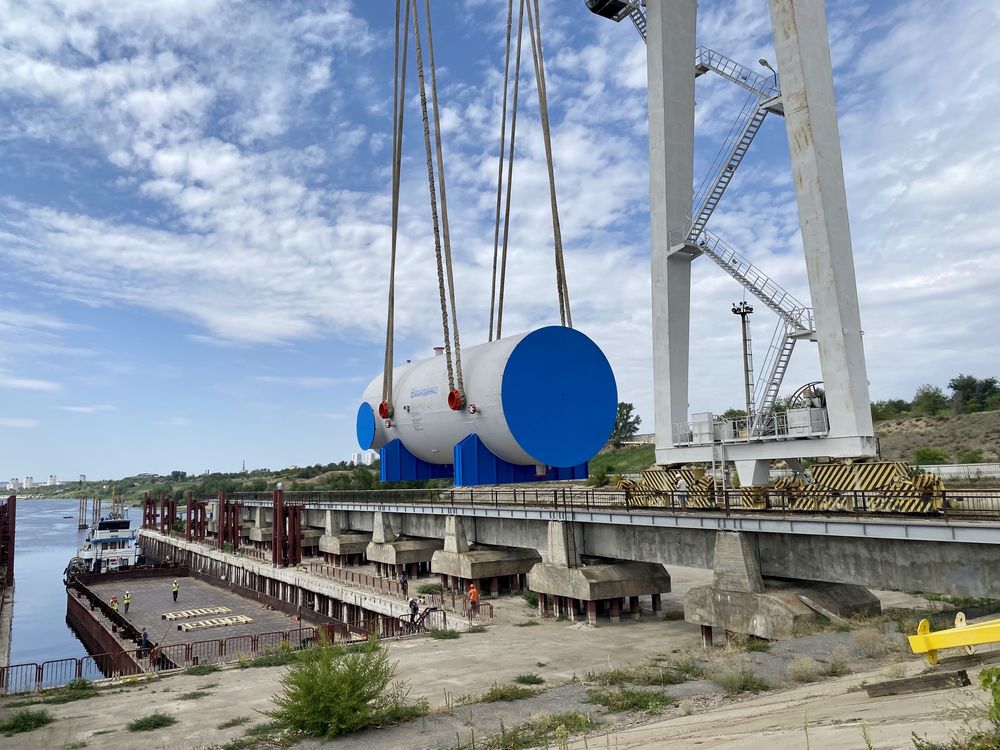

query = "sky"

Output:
[[1, 0, 998, 481]]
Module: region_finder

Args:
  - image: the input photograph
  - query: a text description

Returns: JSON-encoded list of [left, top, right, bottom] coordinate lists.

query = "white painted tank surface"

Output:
[[356, 326, 617, 469]]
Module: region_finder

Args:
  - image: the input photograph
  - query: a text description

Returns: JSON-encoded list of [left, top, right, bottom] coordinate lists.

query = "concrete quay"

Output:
[[143, 489, 1000, 638]]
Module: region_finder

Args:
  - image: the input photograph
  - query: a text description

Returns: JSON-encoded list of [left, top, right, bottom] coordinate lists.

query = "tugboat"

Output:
[[64, 488, 143, 582]]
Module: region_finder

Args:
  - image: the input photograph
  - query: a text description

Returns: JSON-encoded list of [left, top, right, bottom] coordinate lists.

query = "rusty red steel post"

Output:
[[160, 492, 169, 534], [185, 491, 193, 541], [272, 489, 284, 567], [3, 495, 15, 586], [217, 490, 227, 550]]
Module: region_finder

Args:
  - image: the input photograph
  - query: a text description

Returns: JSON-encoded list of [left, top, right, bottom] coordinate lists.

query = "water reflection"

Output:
[[9, 498, 133, 666]]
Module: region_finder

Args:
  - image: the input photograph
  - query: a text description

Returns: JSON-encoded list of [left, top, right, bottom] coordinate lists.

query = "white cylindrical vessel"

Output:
[[356, 326, 617, 469]]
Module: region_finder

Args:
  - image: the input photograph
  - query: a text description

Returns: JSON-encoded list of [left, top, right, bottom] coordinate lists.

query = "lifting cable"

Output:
[[411, 0, 465, 408], [525, 0, 572, 328], [422, 0, 465, 406], [494, 0, 525, 342], [382, 0, 411, 415], [488, 0, 515, 342]]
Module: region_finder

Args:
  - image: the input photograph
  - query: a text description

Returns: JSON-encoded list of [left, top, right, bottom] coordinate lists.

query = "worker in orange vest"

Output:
[[468, 583, 480, 618]]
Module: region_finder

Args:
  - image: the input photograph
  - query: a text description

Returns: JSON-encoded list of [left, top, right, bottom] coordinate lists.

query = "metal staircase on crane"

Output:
[[693, 229, 813, 334], [688, 99, 769, 243], [753, 321, 799, 417], [589, 0, 810, 424]]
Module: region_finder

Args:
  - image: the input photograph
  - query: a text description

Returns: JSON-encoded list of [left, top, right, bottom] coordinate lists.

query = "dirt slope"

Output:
[[876, 410, 1000, 463]]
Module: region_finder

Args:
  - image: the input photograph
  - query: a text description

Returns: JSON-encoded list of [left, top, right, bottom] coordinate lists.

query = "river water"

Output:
[[8, 498, 135, 666]]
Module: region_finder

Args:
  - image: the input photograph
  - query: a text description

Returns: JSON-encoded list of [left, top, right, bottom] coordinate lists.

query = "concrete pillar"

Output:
[[609, 598, 620, 624], [587, 600, 597, 625], [768, 0, 875, 445], [646, 0, 697, 455], [538, 593, 547, 618], [713, 531, 765, 593], [546, 521, 580, 568], [630, 596, 641, 621], [324, 510, 340, 536], [490, 576, 499, 597], [443, 515, 469, 553], [372, 512, 396, 543], [701, 625, 714, 649], [652, 593, 662, 613]]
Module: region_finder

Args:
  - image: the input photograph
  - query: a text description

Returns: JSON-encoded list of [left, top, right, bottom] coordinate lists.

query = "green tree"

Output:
[[871, 398, 910, 422], [351, 467, 376, 490], [610, 402, 642, 446], [910, 385, 949, 416], [948, 374, 1000, 414], [913, 447, 949, 465], [267, 637, 425, 737]]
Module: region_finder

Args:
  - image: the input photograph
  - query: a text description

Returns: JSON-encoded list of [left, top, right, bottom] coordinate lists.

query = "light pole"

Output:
[[732, 301, 754, 423], [759, 57, 777, 89]]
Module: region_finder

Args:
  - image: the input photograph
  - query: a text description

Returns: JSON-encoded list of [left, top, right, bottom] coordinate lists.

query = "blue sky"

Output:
[[2, 0, 999, 480]]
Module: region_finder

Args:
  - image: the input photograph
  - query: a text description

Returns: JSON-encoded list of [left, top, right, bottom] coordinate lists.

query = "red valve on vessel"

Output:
[[378, 401, 392, 419], [447, 389, 465, 411]]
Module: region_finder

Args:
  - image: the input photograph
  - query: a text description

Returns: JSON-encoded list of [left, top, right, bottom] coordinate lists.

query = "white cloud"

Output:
[[0, 370, 61, 392], [60, 405, 118, 414], [0, 418, 39, 428], [0, 0, 998, 442]]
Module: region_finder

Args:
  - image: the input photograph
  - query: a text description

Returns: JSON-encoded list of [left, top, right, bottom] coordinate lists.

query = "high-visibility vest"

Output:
[[172, 582, 179, 592], [124, 593, 131, 603]]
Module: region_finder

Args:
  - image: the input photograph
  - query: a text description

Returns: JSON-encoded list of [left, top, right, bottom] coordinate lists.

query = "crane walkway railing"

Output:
[[672, 225, 814, 334], [689, 96, 769, 242], [694, 46, 780, 99], [753, 320, 800, 422]]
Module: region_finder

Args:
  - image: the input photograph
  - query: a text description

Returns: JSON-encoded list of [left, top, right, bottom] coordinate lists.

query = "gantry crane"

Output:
[[588, 0, 876, 486]]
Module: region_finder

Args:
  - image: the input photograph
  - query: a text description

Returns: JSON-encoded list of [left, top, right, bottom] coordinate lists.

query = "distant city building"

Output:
[[78, 474, 86, 483], [362, 450, 377, 466], [6, 478, 20, 491], [202, 469, 210, 477], [23, 476, 33, 489], [350, 452, 361, 466], [48, 474, 57, 486]]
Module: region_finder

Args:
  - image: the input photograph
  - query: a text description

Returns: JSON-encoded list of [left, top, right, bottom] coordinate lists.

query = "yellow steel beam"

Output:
[[908, 615, 1000, 665]]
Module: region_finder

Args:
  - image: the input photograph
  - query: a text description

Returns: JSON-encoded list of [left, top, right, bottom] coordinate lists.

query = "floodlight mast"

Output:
[[593, 0, 876, 486]]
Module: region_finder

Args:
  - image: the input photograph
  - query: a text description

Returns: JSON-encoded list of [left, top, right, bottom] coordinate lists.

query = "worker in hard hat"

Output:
[[123, 590, 132, 613], [109, 595, 119, 612], [172, 579, 179, 602]]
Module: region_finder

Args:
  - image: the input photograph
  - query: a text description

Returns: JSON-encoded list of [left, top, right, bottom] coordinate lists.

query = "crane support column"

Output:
[[647, 0, 697, 459], [768, 0, 875, 447]]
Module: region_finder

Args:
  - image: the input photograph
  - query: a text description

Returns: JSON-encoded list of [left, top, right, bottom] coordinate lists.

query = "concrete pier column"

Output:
[[713, 532, 764, 593], [609, 598, 620, 624], [587, 600, 598, 625], [652, 593, 662, 613], [630, 595, 641, 621], [546, 521, 581, 568], [538, 593, 547, 617], [490, 576, 499, 597], [372, 512, 396, 543]]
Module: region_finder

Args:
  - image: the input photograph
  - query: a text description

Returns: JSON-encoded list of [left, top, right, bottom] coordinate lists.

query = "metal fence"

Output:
[[0, 619, 423, 696], [228, 486, 1000, 520]]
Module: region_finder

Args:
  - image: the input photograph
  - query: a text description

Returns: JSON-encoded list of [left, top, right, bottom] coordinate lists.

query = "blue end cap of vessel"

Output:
[[356, 402, 376, 450], [501, 326, 617, 468]]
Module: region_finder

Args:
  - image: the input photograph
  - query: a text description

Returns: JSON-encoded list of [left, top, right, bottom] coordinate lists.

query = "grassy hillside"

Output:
[[588, 444, 655, 476], [875, 410, 1000, 464]]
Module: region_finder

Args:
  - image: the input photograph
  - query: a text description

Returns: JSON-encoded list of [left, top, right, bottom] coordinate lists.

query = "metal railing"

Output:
[[221, 485, 1000, 520], [0, 613, 441, 696], [672, 409, 829, 446]]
